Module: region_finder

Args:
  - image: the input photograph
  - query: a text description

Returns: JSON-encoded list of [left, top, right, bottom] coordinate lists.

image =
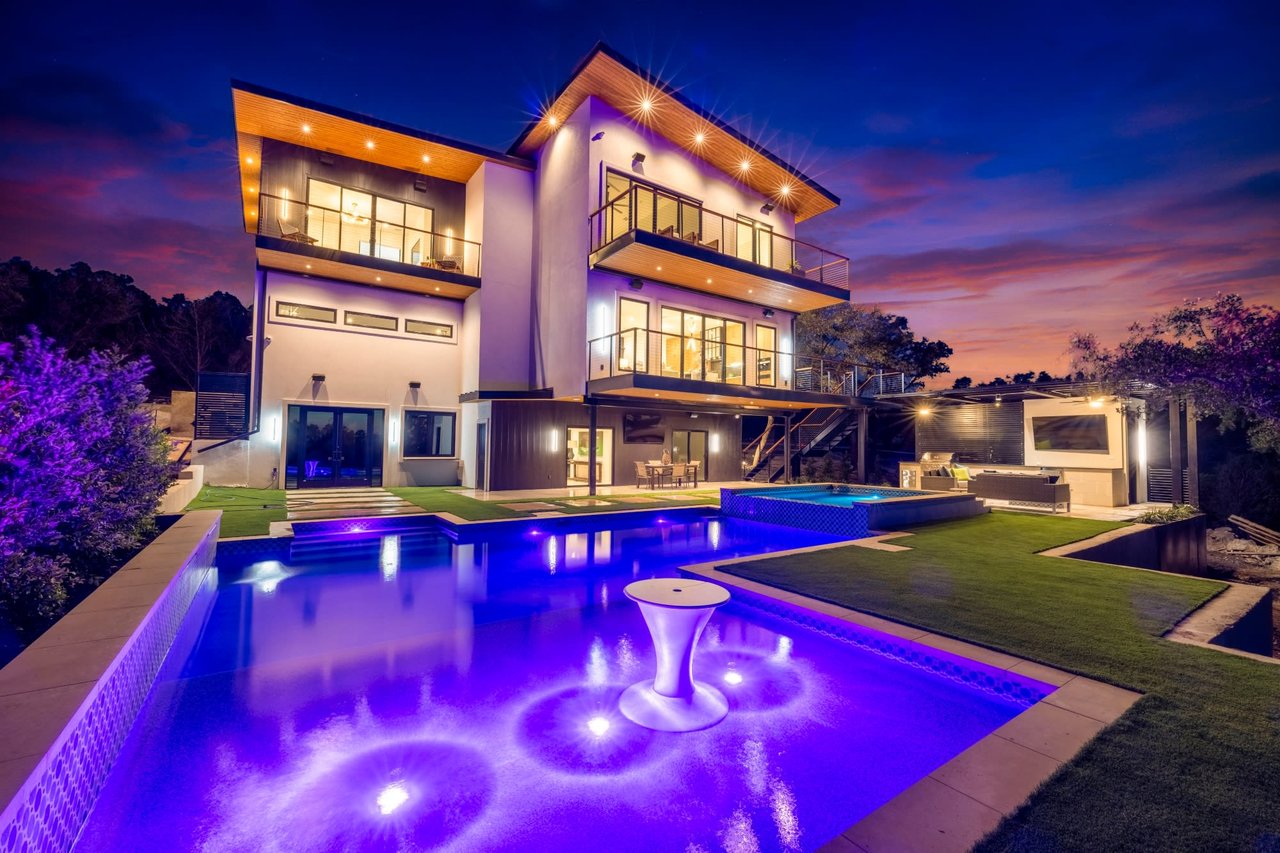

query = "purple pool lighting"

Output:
[[72, 511, 1050, 852]]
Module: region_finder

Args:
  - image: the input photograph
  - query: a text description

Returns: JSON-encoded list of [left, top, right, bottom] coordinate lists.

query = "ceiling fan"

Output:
[[340, 201, 369, 224]]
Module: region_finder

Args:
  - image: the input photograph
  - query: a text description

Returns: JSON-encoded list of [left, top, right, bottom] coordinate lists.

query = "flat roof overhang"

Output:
[[256, 237, 480, 300], [587, 373, 850, 411], [510, 44, 838, 222], [591, 230, 848, 312], [232, 82, 533, 234]]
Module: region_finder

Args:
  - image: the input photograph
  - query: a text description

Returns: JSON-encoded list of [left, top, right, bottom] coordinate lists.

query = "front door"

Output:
[[290, 405, 381, 489]]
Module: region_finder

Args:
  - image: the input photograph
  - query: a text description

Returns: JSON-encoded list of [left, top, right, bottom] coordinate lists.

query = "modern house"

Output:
[[197, 43, 880, 492]]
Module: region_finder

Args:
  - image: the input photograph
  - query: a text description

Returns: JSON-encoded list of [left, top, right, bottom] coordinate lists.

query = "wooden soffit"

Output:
[[232, 82, 532, 234], [510, 45, 839, 222]]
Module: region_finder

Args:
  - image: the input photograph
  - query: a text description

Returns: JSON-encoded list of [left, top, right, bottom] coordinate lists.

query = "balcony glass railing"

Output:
[[588, 329, 879, 396], [257, 192, 480, 277], [589, 186, 849, 290]]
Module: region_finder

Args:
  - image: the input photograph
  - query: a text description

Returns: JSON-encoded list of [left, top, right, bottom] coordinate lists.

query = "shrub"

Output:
[[0, 333, 173, 636], [1199, 452, 1280, 530], [1134, 504, 1200, 524]]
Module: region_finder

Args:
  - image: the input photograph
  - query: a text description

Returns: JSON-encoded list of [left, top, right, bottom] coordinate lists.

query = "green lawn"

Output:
[[183, 486, 285, 538], [721, 512, 1280, 852], [389, 487, 719, 519]]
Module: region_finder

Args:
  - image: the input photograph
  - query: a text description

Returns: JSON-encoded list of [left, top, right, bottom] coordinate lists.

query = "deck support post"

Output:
[[783, 414, 792, 484], [856, 407, 869, 484], [588, 400, 598, 496]]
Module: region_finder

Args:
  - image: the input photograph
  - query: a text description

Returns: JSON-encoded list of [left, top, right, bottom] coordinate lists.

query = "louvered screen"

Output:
[[195, 372, 250, 439], [916, 401, 1025, 465]]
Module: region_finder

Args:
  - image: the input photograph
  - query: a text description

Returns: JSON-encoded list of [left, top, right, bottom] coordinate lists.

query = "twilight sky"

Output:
[[2, 1, 1277, 383]]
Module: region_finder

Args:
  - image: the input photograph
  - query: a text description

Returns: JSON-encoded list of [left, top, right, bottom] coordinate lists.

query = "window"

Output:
[[304, 178, 434, 264], [345, 310, 397, 332], [276, 301, 336, 323], [603, 170, 700, 243], [403, 411, 456, 457], [659, 307, 745, 384], [617, 297, 648, 372], [736, 215, 774, 268], [756, 325, 777, 387], [405, 319, 453, 338]]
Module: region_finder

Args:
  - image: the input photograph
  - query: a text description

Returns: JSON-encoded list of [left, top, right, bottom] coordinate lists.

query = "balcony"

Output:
[[587, 329, 882, 409], [254, 192, 481, 299], [588, 186, 850, 312]]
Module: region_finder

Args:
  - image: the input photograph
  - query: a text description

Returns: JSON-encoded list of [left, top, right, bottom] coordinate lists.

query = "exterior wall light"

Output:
[[632, 152, 646, 163], [408, 381, 421, 389], [918, 407, 932, 416], [311, 374, 326, 383], [270, 416, 281, 442], [762, 308, 775, 318], [761, 202, 775, 215], [591, 131, 605, 141], [628, 278, 644, 291]]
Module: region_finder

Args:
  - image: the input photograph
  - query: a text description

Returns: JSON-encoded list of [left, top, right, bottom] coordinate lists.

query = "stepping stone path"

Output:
[[286, 488, 427, 521]]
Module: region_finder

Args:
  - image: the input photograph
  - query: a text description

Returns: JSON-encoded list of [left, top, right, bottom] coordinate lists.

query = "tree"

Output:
[[153, 292, 252, 391], [952, 376, 973, 389], [0, 333, 173, 634], [795, 304, 952, 386], [1072, 294, 1280, 453]]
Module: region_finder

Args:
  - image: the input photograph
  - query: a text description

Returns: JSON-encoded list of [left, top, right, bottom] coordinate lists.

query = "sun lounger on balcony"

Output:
[[278, 220, 318, 244]]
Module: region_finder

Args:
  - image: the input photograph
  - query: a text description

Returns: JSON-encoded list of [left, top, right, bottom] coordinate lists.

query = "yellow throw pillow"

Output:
[[951, 465, 971, 482]]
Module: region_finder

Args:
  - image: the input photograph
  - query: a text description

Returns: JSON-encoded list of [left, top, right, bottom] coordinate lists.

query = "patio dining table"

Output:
[[643, 462, 701, 489]]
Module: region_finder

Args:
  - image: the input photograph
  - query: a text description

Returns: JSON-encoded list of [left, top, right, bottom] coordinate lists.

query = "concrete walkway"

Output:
[[447, 480, 766, 502], [285, 488, 427, 521]]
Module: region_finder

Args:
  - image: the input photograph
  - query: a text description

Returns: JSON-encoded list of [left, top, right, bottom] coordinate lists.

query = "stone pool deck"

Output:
[[679, 545, 1142, 853]]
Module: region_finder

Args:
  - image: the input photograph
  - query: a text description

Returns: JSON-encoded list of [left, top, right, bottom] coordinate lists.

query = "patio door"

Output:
[[671, 429, 708, 473], [286, 405, 383, 489]]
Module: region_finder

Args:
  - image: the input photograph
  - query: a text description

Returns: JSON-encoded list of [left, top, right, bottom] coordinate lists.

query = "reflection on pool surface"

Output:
[[74, 510, 1048, 852]]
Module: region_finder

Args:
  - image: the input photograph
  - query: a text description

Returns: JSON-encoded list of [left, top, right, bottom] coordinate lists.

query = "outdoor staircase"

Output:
[[742, 408, 862, 482]]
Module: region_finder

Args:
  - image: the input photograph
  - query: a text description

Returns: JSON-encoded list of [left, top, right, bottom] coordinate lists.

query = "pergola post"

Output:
[[1168, 399, 1184, 504], [587, 400, 598, 497], [856, 407, 869, 484], [1185, 401, 1199, 506], [783, 414, 792, 484]]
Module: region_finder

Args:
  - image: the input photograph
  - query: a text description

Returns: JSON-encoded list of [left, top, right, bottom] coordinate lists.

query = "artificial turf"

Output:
[[388, 487, 719, 518], [720, 512, 1280, 852], [182, 486, 286, 538]]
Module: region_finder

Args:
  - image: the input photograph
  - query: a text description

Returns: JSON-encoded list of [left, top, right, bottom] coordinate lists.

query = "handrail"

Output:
[[257, 192, 481, 277], [588, 185, 849, 290], [588, 328, 871, 395]]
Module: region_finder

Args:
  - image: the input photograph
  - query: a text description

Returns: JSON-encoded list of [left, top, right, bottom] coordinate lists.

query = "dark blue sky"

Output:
[[2, 0, 1276, 379]]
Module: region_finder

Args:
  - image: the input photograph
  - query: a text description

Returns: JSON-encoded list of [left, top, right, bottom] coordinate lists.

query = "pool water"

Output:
[[755, 485, 928, 505], [74, 510, 1047, 852]]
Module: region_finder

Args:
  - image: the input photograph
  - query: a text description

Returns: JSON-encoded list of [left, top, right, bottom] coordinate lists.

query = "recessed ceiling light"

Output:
[[305, 264, 311, 269], [422, 154, 430, 163], [656, 265, 662, 271], [366, 140, 375, 149], [739, 160, 751, 172], [706, 278, 713, 284], [694, 132, 706, 145], [748, 288, 753, 294], [640, 97, 654, 113], [301, 123, 311, 134], [434, 286, 440, 292], [376, 276, 382, 281], [245, 157, 253, 165], [779, 183, 791, 196], [248, 187, 256, 194], [547, 115, 559, 127]]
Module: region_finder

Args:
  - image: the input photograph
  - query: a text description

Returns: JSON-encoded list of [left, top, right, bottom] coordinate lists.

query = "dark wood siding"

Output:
[[259, 139, 466, 237], [916, 402, 1025, 465], [486, 401, 742, 490]]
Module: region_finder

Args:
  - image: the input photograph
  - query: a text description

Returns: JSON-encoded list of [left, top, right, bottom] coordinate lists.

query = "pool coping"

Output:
[[677, 546, 1143, 853]]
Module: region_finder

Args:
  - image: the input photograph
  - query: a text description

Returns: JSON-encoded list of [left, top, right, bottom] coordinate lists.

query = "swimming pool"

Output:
[[722, 484, 988, 538], [72, 509, 1047, 852]]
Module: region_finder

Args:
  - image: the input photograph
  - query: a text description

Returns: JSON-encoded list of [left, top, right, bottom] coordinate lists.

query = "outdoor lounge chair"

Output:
[[277, 219, 317, 244]]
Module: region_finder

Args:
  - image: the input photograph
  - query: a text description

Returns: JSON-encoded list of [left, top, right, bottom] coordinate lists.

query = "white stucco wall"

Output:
[[205, 270, 466, 488]]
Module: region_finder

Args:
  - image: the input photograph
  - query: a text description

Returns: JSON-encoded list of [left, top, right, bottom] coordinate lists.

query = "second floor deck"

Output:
[[589, 185, 850, 312]]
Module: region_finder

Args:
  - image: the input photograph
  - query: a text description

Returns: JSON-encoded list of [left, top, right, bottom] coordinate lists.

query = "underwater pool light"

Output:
[[376, 782, 410, 816], [587, 716, 611, 737], [723, 671, 744, 686]]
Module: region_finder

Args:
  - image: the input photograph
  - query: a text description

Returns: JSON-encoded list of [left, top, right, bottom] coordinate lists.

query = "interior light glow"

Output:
[[587, 716, 610, 737], [376, 783, 409, 816], [1089, 397, 1104, 408], [723, 671, 743, 685]]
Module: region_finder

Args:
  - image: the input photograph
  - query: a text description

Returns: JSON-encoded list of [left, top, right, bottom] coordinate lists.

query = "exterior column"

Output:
[[588, 401, 598, 496], [1169, 399, 1184, 504], [856, 408, 869, 484], [1136, 404, 1149, 504], [783, 414, 792, 484]]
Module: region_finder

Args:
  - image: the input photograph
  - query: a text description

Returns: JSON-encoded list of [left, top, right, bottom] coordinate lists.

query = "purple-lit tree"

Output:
[[1071, 294, 1280, 453], [0, 333, 173, 633]]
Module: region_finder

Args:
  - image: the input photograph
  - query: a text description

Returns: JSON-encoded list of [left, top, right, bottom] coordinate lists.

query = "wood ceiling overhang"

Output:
[[509, 44, 839, 222], [232, 82, 533, 234]]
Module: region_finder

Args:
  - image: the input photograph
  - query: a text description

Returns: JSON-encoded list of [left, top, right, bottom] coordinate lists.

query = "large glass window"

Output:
[[736, 215, 773, 267], [659, 307, 745, 385], [403, 411, 456, 458], [305, 179, 433, 265], [755, 325, 777, 387], [617, 297, 649, 373], [603, 171, 700, 244]]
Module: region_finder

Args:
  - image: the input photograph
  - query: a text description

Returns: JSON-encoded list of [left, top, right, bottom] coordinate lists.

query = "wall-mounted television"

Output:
[[623, 412, 664, 444], [1031, 415, 1109, 452]]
